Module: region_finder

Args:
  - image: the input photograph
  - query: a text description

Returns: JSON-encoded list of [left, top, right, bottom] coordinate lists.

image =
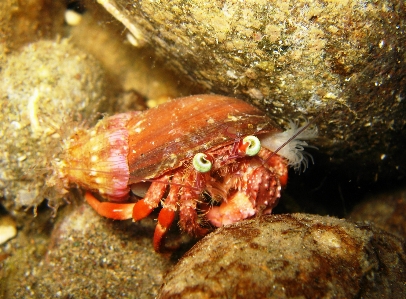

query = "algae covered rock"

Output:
[[0, 39, 105, 213], [97, 0, 406, 182], [159, 213, 406, 298]]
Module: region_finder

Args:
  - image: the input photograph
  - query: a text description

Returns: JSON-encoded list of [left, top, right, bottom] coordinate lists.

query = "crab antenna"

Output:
[[271, 121, 314, 156], [275, 102, 332, 158]]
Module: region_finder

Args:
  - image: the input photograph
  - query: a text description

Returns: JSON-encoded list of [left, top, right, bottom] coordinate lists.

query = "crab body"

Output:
[[56, 95, 312, 252]]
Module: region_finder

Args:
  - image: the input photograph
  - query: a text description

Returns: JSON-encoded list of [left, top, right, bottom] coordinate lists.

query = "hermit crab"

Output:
[[54, 94, 317, 251]]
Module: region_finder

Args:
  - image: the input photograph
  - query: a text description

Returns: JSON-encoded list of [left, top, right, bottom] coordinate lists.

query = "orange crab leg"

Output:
[[85, 192, 135, 220], [153, 208, 176, 252], [86, 173, 199, 252], [86, 176, 169, 222], [132, 175, 170, 221], [152, 172, 182, 252]]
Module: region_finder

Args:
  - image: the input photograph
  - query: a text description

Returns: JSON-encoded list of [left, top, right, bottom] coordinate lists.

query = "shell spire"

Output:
[[56, 112, 139, 201]]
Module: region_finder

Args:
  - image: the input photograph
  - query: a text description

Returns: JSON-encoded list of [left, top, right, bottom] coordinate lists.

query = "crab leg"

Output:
[[178, 192, 208, 237], [85, 192, 135, 220], [132, 175, 170, 221], [152, 173, 180, 252], [154, 206, 176, 252], [85, 174, 169, 225]]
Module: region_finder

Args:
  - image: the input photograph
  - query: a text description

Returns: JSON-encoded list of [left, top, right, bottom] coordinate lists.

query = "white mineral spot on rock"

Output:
[[126, 32, 139, 47], [65, 10, 82, 26], [313, 230, 342, 251], [0, 215, 17, 244]]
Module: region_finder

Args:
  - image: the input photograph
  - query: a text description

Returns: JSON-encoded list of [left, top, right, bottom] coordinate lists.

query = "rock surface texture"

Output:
[[159, 213, 406, 299], [98, 0, 406, 181], [0, 39, 105, 213], [0, 200, 175, 298]]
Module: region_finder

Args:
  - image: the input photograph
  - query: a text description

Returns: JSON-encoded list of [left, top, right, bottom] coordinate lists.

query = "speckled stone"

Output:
[[0, 199, 175, 298], [158, 213, 406, 299]]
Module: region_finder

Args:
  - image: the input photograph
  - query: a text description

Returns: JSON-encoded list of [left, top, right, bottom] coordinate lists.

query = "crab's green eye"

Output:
[[243, 135, 261, 156], [193, 153, 212, 173]]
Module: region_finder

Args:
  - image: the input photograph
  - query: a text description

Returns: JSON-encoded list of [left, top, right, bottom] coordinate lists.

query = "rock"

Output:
[[0, 39, 105, 214], [96, 0, 406, 182], [158, 213, 406, 299], [349, 188, 406, 239], [0, 199, 175, 298], [68, 3, 197, 102], [0, 0, 65, 51]]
